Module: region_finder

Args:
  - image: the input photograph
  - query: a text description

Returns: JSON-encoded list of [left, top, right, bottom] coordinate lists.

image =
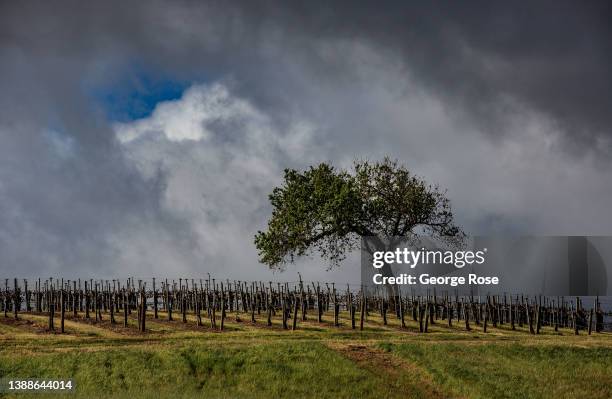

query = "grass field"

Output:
[[0, 311, 610, 399]]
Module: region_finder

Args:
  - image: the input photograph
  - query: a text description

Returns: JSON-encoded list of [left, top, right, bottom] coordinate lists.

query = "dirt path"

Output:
[[326, 341, 453, 399]]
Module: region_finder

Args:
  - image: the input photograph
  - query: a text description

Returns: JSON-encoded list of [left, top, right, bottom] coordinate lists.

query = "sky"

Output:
[[1, 1, 612, 284]]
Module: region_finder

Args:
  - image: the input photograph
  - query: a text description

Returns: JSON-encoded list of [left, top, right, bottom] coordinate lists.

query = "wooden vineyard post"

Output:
[[563, 299, 569, 331], [123, 288, 128, 328], [94, 282, 98, 322], [109, 280, 119, 324], [168, 280, 173, 321], [503, 294, 508, 326], [100, 282, 105, 321], [196, 286, 203, 326], [220, 283, 226, 331], [525, 298, 534, 334], [595, 296, 603, 333], [418, 298, 424, 333], [24, 279, 30, 312], [381, 295, 387, 326], [349, 291, 356, 329], [430, 290, 435, 325], [110, 285, 116, 325], [491, 296, 497, 328], [250, 286, 256, 323], [239, 282, 246, 315], [137, 288, 141, 332], [72, 281, 77, 317], [256, 283, 262, 316], [142, 287, 147, 332], [182, 286, 187, 324], [464, 298, 471, 331], [324, 283, 330, 315], [573, 310, 579, 335], [94, 283, 99, 322], [264, 284, 271, 326], [60, 286, 65, 333], [281, 287, 288, 330], [200, 285, 206, 327], [208, 283, 213, 328], [333, 283, 339, 327], [553, 297, 560, 332], [179, 278, 187, 323], [134, 288, 145, 332], [77, 279, 81, 313], [574, 297, 579, 335], [48, 283, 54, 331], [226, 279, 233, 314], [13, 278, 19, 320], [98, 282, 103, 321], [316, 283, 322, 323], [299, 274, 306, 321], [212, 283, 218, 329], [233, 280, 240, 322], [112, 282, 117, 319], [399, 289, 405, 329], [535, 300, 541, 335], [483, 297, 488, 333], [292, 290, 299, 331], [153, 278, 158, 319], [360, 286, 366, 331], [447, 295, 453, 328], [495, 295, 501, 326], [441, 294, 447, 321], [33, 279, 38, 313], [85, 281, 90, 319], [137, 283, 141, 330], [4, 279, 8, 318], [208, 282, 214, 328], [163, 280, 168, 318], [516, 295, 522, 327], [266, 283, 272, 327]]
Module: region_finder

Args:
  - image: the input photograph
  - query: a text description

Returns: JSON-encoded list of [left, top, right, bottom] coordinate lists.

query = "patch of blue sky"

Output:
[[87, 66, 194, 123]]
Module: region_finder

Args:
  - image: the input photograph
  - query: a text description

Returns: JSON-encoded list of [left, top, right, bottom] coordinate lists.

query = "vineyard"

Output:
[[1, 277, 610, 334], [1, 277, 611, 398]]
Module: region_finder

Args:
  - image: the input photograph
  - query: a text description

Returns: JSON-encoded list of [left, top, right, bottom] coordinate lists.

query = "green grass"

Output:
[[0, 341, 393, 399], [0, 312, 611, 398], [378, 341, 612, 399]]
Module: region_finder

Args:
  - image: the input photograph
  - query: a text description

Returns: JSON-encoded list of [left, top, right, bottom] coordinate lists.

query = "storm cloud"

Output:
[[1, 1, 611, 282]]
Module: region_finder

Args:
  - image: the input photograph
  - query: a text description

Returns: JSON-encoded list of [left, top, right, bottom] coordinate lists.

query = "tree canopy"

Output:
[[254, 158, 463, 270]]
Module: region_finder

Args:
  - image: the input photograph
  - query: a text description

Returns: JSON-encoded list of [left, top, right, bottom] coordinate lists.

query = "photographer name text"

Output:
[[372, 273, 499, 286]]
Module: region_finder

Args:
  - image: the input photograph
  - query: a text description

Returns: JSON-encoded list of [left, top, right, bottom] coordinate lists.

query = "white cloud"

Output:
[[114, 83, 262, 143], [113, 83, 327, 281]]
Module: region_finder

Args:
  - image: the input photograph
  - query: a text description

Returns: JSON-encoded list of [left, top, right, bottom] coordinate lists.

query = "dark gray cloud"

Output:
[[240, 1, 612, 154], [3, 1, 611, 150], [1, 1, 611, 281]]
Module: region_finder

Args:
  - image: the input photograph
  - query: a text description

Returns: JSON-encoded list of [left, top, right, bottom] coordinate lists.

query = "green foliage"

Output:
[[255, 157, 463, 269]]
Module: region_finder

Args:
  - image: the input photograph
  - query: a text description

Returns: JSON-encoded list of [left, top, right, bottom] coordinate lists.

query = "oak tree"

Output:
[[255, 158, 463, 270]]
